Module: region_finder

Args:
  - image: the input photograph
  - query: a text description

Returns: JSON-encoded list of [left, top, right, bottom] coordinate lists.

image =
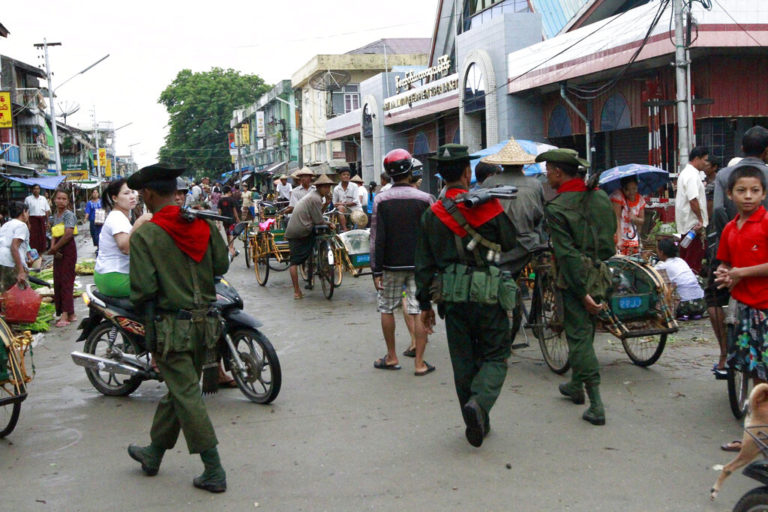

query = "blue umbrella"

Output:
[[598, 164, 670, 196], [469, 140, 557, 182]]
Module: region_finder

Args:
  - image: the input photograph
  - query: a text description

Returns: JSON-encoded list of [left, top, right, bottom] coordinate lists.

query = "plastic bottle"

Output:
[[680, 228, 697, 248]]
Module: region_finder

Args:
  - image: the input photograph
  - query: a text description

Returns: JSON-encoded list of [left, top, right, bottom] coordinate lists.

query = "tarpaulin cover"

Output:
[[1, 174, 66, 189]]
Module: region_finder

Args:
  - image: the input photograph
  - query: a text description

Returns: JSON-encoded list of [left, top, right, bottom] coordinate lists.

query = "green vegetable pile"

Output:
[[29, 269, 54, 289], [15, 302, 56, 333], [75, 259, 95, 275]]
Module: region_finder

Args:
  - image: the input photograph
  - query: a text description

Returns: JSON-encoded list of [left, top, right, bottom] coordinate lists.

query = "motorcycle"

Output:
[[71, 275, 281, 404]]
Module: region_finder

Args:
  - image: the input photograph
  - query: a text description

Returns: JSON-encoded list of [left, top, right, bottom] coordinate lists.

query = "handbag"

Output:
[[94, 207, 106, 225]]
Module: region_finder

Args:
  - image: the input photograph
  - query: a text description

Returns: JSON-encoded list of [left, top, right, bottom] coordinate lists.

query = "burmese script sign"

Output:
[[383, 74, 459, 113], [394, 55, 451, 92]]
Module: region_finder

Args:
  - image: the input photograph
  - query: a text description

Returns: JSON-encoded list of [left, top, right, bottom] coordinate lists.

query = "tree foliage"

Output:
[[158, 67, 269, 176]]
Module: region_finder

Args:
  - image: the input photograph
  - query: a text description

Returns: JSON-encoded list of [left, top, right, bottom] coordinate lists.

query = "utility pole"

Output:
[[673, 0, 690, 169], [92, 107, 100, 179], [34, 39, 62, 175]]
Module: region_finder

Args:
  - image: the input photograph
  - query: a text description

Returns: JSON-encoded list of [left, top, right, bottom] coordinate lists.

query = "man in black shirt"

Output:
[[217, 186, 240, 257]]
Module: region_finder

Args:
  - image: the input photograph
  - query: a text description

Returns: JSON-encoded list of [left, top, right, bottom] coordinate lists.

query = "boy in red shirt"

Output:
[[715, 166, 768, 386]]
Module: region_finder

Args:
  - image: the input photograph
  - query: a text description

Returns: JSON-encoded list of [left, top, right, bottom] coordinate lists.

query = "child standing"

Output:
[[715, 166, 768, 384], [48, 188, 78, 327]]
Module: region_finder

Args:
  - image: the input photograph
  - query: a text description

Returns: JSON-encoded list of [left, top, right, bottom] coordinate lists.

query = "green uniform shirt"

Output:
[[130, 214, 230, 311], [415, 187, 517, 310], [545, 188, 616, 299]]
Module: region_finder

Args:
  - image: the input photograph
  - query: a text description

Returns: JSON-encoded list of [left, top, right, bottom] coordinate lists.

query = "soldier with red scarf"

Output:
[[125, 164, 230, 493], [415, 144, 517, 448]]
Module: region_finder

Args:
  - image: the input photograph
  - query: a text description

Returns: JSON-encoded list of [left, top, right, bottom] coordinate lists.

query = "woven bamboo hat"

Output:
[[313, 174, 335, 186], [480, 137, 536, 166], [350, 175, 364, 184], [292, 167, 315, 179]]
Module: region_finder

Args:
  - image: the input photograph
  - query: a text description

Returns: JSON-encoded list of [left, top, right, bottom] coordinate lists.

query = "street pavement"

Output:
[[1, 237, 758, 511]]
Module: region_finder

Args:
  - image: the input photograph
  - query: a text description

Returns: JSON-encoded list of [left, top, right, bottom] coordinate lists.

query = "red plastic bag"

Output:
[[1, 284, 42, 324]]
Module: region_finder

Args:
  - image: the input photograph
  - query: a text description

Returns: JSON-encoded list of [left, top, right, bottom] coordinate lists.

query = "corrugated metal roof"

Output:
[[346, 38, 431, 55], [531, 0, 592, 38]]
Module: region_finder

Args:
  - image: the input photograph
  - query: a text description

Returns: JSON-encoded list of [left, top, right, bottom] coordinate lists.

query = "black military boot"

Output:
[[193, 447, 227, 493], [558, 381, 585, 404], [128, 443, 165, 476], [461, 399, 486, 448], [583, 385, 606, 426]]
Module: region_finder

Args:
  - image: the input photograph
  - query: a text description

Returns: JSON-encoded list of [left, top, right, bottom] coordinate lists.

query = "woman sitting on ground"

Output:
[[93, 179, 152, 297], [610, 175, 646, 255], [0, 202, 33, 293], [655, 238, 705, 319]]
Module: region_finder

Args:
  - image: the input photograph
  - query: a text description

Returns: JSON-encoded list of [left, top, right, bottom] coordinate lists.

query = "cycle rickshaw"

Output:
[[523, 251, 678, 374], [0, 317, 35, 438], [250, 201, 292, 286]]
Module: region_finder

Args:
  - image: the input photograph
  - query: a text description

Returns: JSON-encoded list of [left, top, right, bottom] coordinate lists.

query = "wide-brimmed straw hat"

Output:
[[350, 175, 364, 184], [292, 167, 315, 179], [313, 174, 335, 186], [480, 137, 536, 166]]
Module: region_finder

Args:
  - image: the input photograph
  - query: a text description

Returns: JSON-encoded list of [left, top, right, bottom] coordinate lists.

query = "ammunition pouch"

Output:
[[437, 264, 517, 310], [557, 254, 613, 303]]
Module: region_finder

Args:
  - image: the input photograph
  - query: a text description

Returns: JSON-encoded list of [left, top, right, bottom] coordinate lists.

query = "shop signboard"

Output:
[[394, 55, 451, 92], [256, 111, 265, 138], [63, 170, 89, 181], [383, 73, 459, 114], [105, 159, 112, 177], [0, 91, 12, 128], [98, 148, 107, 167]]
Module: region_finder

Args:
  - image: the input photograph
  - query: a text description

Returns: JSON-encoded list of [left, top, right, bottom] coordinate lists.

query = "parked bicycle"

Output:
[[0, 317, 34, 438]]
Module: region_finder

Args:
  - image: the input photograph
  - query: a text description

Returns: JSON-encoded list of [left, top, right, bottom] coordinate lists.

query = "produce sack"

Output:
[[1, 284, 42, 324]]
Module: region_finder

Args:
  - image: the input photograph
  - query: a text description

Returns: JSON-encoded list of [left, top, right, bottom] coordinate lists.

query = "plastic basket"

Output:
[[338, 229, 370, 255]]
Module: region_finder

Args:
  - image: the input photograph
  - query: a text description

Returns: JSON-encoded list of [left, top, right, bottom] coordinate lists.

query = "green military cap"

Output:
[[535, 148, 590, 168], [127, 162, 185, 190], [429, 143, 471, 162]]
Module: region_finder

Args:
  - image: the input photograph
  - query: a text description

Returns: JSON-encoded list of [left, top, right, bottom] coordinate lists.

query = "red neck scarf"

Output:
[[557, 178, 587, 193], [432, 187, 504, 237], [150, 205, 211, 263]]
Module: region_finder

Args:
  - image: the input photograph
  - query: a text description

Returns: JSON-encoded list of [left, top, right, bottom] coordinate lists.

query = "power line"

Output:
[[711, 0, 763, 47]]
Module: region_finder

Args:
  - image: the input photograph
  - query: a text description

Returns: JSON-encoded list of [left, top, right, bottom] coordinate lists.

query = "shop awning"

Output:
[[258, 160, 287, 176], [1, 174, 66, 189]]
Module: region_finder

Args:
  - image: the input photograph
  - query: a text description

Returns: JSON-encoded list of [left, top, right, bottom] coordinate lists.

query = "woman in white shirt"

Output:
[[655, 238, 705, 319], [0, 202, 32, 292], [94, 179, 152, 297]]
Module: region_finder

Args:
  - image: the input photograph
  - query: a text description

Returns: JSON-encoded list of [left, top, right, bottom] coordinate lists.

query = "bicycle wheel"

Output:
[[333, 255, 344, 287], [228, 328, 281, 404], [269, 259, 290, 272], [621, 334, 667, 367], [0, 348, 23, 438], [255, 251, 269, 286], [534, 268, 570, 374], [318, 241, 335, 299], [243, 232, 251, 269], [728, 365, 751, 419], [83, 323, 143, 396]]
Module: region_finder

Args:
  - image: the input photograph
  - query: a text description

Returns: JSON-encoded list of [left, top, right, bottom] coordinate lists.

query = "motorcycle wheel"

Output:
[[733, 486, 768, 512], [228, 328, 281, 404], [83, 323, 143, 396]]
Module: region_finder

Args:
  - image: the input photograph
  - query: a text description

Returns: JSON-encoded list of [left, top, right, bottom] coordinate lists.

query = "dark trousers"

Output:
[[680, 237, 705, 275], [89, 221, 102, 247], [444, 302, 511, 418], [29, 215, 47, 254], [562, 291, 600, 386], [53, 239, 76, 315]]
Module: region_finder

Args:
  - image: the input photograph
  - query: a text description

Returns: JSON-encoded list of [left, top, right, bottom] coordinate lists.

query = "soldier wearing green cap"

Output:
[[537, 149, 616, 426], [415, 144, 518, 447], [126, 163, 231, 492]]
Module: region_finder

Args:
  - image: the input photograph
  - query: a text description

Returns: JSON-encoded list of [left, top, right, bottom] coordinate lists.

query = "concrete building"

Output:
[[292, 38, 430, 171]]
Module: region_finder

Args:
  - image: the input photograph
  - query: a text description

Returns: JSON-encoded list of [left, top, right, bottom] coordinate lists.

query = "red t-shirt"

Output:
[[717, 206, 768, 309]]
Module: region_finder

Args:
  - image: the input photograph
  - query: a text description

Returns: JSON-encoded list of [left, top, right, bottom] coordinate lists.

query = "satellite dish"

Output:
[[309, 70, 351, 91], [57, 101, 80, 124]]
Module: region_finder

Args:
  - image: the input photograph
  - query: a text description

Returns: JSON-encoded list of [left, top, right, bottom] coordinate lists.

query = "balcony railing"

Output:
[[20, 143, 52, 165], [1, 143, 20, 163]]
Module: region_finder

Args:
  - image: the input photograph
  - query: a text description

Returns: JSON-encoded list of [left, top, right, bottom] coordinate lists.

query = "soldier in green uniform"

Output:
[[126, 163, 230, 492], [538, 149, 616, 426], [415, 144, 518, 447]]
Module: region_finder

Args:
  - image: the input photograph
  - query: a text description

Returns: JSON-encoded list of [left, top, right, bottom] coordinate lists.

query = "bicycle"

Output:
[[0, 318, 34, 438]]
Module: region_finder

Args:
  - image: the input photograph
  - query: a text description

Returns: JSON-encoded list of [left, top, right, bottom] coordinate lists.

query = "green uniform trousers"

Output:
[[444, 302, 511, 417], [150, 320, 218, 454], [562, 291, 600, 387]]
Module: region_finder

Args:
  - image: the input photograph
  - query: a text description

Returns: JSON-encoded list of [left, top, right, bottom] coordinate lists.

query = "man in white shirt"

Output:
[[287, 168, 316, 213], [24, 184, 51, 254], [276, 175, 292, 204], [675, 146, 710, 274], [332, 169, 361, 231], [351, 174, 368, 210]]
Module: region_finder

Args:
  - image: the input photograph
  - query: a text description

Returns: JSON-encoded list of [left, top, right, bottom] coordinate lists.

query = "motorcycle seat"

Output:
[[93, 290, 135, 312]]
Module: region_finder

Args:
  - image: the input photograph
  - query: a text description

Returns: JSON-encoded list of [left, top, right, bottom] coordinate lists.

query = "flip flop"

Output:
[[373, 357, 401, 370], [402, 347, 416, 358], [414, 362, 436, 376], [55, 319, 70, 327], [721, 440, 742, 452]]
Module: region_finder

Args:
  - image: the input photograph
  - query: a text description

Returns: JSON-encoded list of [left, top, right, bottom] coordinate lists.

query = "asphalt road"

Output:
[[1, 238, 757, 511]]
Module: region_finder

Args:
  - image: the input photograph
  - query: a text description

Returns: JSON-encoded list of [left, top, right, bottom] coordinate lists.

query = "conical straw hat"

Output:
[[480, 137, 536, 166], [313, 174, 335, 186]]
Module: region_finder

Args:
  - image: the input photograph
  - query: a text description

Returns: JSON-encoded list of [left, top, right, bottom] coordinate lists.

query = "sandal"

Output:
[[373, 357, 400, 370], [402, 347, 416, 358], [414, 362, 436, 376], [55, 319, 70, 327], [721, 440, 742, 452]]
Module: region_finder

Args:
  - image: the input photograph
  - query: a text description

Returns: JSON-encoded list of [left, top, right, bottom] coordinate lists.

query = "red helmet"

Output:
[[383, 148, 413, 177]]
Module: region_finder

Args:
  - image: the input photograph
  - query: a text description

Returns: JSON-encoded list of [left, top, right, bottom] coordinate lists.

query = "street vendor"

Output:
[[285, 174, 334, 300], [0, 202, 32, 292], [126, 163, 230, 493], [540, 149, 616, 426]]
